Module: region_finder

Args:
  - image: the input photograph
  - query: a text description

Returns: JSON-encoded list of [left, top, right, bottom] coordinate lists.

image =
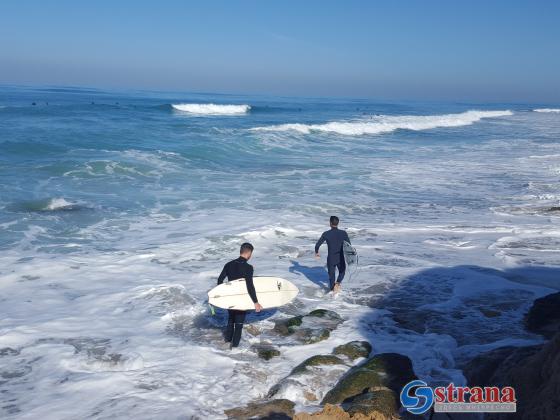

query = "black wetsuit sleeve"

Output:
[[315, 233, 326, 254], [217, 264, 227, 285], [245, 265, 258, 303], [344, 231, 351, 244]]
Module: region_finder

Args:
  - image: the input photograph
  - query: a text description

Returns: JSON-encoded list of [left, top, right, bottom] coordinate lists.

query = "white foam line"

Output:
[[251, 110, 513, 136], [172, 103, 251, 115]]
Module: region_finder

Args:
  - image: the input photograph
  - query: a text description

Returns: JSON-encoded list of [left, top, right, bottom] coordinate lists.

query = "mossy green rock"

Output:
[[308, 309, 343, 320], [321, 352, 416, 405], [346, 387, 399, 418], [224, 399, 295, 419], [273, 315, 303, 336], [252, 345, 281, 361], [333, 341, 372, 360], [290, 354, 345, 375]]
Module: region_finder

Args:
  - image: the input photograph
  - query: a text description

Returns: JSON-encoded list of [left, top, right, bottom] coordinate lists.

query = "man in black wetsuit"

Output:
[[217, 242, 263, 348], [315, 216, 351, 293]]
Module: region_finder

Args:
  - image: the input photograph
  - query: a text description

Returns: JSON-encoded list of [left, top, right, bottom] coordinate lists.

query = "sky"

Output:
[[0, 0, 559, 102]]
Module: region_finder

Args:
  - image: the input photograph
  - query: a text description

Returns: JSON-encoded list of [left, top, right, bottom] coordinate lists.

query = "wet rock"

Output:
[[0, 347, 20, 356], [252, 344, 281, 361], [290, 355, 345, 375], [525, 292, 560, 338], [224, 399, 295, 419], [273, 315, 303, 335], [269, 354, 349, 403], [463, 333, 560, 420], [272, 309, 343, 345], [333, 341, 372, 361], [346, 387, 398, 419], [308, 309, 343, 321], [322, 353, 416, 405], [480, 308, 501, 318]]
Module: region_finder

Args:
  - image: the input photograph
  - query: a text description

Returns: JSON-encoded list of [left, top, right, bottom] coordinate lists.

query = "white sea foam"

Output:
[[251, 110, 513, 135], [533, 108, 560, 113], [43, 198, 78, 211], [172, 103, 251, 115]]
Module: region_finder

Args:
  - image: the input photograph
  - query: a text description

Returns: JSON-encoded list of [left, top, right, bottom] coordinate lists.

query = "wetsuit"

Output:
[[315, 227, 351, 290], [217, 256, 258, 347]]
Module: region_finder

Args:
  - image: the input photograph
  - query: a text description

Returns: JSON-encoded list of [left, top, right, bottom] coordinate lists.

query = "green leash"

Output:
[[208, 303, 216, 316]]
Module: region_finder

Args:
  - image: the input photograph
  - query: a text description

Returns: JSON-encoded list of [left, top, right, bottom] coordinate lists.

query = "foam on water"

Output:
[[171, 103, 251, 115], [251, 110, 513, 135], [533, 108, 560, 113]]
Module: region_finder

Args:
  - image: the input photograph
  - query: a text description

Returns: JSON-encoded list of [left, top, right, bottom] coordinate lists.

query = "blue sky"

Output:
[[1, 0, 559, 101]]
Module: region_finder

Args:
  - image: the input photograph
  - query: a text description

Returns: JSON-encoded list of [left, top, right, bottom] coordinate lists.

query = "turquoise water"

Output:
[[1, 85, 559, 417]]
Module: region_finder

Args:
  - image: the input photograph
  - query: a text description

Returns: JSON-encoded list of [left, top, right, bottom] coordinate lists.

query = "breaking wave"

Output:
[[171, 103, 251, 115], [533, 108, 560, 113], [251, 110, 513, 136]]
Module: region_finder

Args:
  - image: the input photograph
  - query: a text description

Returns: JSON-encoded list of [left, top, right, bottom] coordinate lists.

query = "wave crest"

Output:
[[251, 110, 513, 136], [172, 103, 251, 115], [533, 108, 560, 113]]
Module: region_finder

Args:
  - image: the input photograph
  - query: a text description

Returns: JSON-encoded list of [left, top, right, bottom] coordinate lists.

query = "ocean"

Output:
[[0, 85, 559, 418]]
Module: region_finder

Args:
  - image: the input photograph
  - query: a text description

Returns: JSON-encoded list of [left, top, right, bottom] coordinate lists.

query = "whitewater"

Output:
[[1, 86, 560, 419]]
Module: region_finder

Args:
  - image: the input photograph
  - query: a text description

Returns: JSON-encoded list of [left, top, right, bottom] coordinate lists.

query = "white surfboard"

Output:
[[343, 241, 358, 266], [208, 276, 299, 310]]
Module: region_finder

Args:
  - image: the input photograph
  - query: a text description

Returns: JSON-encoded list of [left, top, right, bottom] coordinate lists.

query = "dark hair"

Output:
[[330, 216, 339, 226], [240, 242, 254, 254]]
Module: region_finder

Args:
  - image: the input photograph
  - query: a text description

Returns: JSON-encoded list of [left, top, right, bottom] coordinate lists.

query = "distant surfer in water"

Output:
[[315, 216, 351, 293], [217, 243, 263, 348]]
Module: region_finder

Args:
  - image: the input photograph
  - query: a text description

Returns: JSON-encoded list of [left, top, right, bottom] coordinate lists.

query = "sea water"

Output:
[[1, 85, 559, 418]]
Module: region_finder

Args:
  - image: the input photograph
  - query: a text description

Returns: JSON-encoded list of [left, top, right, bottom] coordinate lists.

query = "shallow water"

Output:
[[0, 86, 559, 418]]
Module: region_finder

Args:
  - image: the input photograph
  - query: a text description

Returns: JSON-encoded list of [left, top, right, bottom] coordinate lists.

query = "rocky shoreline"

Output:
[[224, 292, 560, 419]]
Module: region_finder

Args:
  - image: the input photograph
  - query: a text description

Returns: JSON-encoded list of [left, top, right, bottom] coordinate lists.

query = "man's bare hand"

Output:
[[315, 253, 320, 259], [255, 303, 263, 312]]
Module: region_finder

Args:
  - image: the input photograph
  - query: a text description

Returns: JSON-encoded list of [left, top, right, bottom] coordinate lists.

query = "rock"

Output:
[[290, 355, 345, 375], [224, 399, 295, 419], [308, 309, 343, 321], [294, 403, 394, 420], [346, 387, 398, 419], [333, 341, 372, 360], [252, 344, 281, 361], [272, 310, 343, 345], [480, 308, 501, 318], [273, 315, 304, 336], [322, 353, 416, 406], [525, 292, 560, 338], [463, 333, 560, 420]]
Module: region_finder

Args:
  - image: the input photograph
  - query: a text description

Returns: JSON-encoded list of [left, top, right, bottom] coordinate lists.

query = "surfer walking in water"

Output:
[[315, 216, 351, 293], [217, 243, 263, 348]]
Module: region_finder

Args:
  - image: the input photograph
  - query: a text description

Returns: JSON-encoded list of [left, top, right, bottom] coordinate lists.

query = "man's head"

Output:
[[330, 215, 339, 227], [240, 242, 254, 259]]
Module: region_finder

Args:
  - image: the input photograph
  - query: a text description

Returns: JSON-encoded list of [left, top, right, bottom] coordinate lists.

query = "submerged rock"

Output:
[[525, 292, 560, 338], [269, 354, 349, 403], [272, 309, 343, 345], [333, 341, 372, 361], [224, 399, 295, 419], [252, 344, 281, 361], [322, 353, 416, 406]]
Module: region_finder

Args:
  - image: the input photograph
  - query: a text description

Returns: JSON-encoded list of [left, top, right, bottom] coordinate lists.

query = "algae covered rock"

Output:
[[346, 387, 398, 418], [272, 309, 343, 345], [290, 354, 345, 375], [333, 341, 372, 360], [252, 343, 281, 361], [224, 398, 294, 419], [322, 353, 416, 405]]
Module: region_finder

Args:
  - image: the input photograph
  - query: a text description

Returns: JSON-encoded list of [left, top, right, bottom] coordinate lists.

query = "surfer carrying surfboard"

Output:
[[315, 216, 351, 293], [217, 242, 263, 348]]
